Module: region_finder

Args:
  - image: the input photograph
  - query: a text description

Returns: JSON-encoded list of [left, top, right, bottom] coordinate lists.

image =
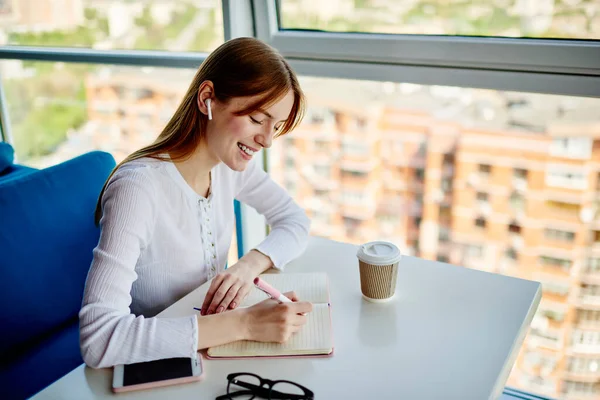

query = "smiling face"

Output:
[[202, 90, 295, 172]]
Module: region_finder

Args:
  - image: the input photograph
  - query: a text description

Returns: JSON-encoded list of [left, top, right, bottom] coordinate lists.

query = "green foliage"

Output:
[[6, 64, 90, 161], [13, 102, 86, 159], [188, 9, 218, 51]]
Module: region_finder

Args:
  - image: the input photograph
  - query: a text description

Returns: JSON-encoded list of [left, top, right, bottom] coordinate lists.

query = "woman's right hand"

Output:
[[241, 291, 313, 343]]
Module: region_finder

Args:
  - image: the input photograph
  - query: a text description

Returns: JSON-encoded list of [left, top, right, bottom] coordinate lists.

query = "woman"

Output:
[[79, 37, 313, 369]]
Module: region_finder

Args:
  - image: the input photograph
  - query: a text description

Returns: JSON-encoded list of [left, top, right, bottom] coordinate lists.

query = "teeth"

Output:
[[237, 143, 254, 156]]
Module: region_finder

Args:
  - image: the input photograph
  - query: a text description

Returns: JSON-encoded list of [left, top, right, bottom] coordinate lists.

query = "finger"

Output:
[[282, 291, 299, 302], [290, 313, 308, 326], [288, 301, 313, 314], [217, 284, 241, 313], [229, 284, 251, 309], [207, 276, 235, 314], [201, 275, 224, 315]]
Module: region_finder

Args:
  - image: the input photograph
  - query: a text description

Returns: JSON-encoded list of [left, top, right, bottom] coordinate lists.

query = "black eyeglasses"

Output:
[[215, 372, 314, 400]]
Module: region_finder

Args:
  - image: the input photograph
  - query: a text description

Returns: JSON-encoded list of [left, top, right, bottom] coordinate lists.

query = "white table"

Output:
[[33, 237, 541, 400]]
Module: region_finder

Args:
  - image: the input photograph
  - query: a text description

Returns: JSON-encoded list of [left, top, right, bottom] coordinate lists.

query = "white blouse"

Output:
[[79, 156, 310, 368]]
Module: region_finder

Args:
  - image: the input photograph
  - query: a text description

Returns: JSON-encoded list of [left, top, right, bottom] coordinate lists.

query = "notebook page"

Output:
[[241, 273, 329, 307], [207, 303, 332, 357]]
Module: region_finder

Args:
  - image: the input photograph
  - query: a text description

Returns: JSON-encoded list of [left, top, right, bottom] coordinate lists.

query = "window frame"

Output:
[[253, 0, 600, 98]]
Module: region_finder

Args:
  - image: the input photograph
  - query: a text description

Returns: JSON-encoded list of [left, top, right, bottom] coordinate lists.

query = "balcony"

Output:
[[510, 233, 525, 250], [340, 159, 377, 174], [563, 371, 600, 383], [512, 177, 528, 192]]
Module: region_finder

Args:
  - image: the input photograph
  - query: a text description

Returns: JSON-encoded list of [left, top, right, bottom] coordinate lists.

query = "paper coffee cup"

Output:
[[356, 241, 402, 303]]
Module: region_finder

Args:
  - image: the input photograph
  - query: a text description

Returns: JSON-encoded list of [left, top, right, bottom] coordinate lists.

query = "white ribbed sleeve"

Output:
[[79, 166, 198, 368]]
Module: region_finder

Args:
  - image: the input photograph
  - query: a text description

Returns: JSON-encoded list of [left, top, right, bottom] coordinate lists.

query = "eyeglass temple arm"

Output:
[[215, 389, 254, 400]]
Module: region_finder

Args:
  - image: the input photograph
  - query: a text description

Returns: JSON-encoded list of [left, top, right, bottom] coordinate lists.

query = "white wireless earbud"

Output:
[[205, 99, 212, 120]]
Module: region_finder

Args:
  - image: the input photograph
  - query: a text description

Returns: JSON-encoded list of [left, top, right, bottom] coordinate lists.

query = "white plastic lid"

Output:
[[356, 241, 402, 266]]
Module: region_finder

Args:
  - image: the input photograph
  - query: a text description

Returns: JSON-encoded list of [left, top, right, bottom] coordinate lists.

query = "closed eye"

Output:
[[250, 116, 263, 125]]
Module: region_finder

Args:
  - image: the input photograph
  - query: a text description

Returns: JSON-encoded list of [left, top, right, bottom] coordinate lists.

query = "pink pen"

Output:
[[253, 277, 293, 303]]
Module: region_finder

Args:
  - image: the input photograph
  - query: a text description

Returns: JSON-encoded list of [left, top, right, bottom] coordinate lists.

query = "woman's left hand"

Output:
[[200, 250, 272, 315]]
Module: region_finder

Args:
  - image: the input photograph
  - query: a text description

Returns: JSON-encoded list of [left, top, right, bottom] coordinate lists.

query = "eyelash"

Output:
[[250, 116, 283, 132]]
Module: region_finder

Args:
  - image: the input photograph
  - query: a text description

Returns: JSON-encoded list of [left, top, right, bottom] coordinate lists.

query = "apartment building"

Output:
[[270, 83, 600, 400]]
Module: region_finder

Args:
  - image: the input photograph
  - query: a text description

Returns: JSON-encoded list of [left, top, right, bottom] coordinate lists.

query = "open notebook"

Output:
[[206, 272, 333, 359]]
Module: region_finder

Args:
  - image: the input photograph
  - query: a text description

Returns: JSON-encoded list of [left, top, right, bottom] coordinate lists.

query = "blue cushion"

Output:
[[0, 142, 15, 174], [0, 151, 116, 357], [0, 319, 82, 400], [0, 164, 37, 183]]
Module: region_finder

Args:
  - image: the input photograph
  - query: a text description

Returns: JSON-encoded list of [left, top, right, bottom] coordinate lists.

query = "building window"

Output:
[[541, 279, 570, 296], [588, 258, 600, 273], [505, 247, 518, 261], [514, 168, 528, 180], [563, 381, 599, 397], [475, 217, 486, 229], [509, 192, 525, 212], [415, 168, 425, 181], [441, 178, 452, 192], [438, 226, 450, 242], [546, 165, 588, 190], [544, 228, 576, 242], [508, 223, 522, 234], [314, 139, 329, 151], [465, 244, 484, 259], [478, 164, 491, 176], [540, 256, 572, 270], [549, 137, 593, 159], [567, 357, 600, 374], [476, 192, 489, 203], [577, 310, 600, 325], [437, 255, 449, 263]]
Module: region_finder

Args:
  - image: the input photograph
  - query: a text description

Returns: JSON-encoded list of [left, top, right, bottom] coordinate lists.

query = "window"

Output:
[[415, 168, 425, 181], [509, 192, 526, 212], [563, 381, 599, 397], [475, 217, 486, 229], [549, 137, 593, 159], [478, 164, 491, 176], [577, 310, 600, 326], [567, 357, 600, 374], [2, 1, 224, 53], [438, 226, 450, 242], [508, 223, 522, 234], [544, 228, 575, 243], [314, 165, 331, 178], [539, 256, 572, 270], [514, 168, 528, 180], [465, 244, 484, 259], [278, 0, 600, 40], [546, 165, 588, 190], [588, 258, 600, 273], [341, 139, 369, 156], [7, 61, 600, 400], [476, 192, 489, 203], [505, 248, 518, 262], [541, 279, 570, 296], [314, 139, 329, 151]]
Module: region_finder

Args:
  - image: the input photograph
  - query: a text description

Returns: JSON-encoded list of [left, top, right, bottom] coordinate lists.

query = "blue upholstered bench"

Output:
[[0, 143, 116, 399]]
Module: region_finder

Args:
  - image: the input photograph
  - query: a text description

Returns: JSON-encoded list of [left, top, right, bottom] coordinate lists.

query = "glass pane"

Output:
[[1, 0, 223, 52], [1, 60, 239, 264], [268, 75, 600, 399], [278, 0, 600, 40]]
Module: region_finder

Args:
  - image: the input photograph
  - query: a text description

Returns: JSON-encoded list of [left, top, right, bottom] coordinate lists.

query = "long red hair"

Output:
[[95, 37, 305, 225]]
